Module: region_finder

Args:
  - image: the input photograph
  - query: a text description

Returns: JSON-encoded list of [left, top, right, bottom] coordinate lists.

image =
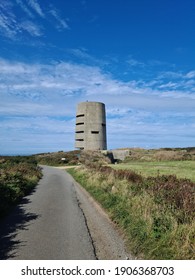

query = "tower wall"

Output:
[[75, 102, 107, 150]]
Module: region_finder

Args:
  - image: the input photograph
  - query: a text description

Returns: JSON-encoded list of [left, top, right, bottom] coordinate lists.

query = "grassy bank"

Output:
[[111, 161, 195, 182], [68, 164, 195, 259], [0, 156, 42, 218]]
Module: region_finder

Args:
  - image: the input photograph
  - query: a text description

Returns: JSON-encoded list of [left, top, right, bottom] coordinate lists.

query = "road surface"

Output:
[[0, 165, 132, 260]]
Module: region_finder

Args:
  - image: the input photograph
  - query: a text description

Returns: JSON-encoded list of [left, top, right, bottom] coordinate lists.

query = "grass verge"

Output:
[[67, 165, 195, 259]]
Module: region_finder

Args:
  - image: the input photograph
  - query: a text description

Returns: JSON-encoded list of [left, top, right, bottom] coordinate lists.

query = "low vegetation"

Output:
[[123, 147, 195, 162], [68, 159, 195, 259], [0, 156, 42, 218], [35, 150, 81, 166], [35, 149, 111, 166]]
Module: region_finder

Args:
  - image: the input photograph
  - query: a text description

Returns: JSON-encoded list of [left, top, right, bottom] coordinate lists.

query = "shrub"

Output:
[[0, 156, 42, 218], [153, 151, 183, 161], [36, 150, 81, 166], [143, 175, 195, 223], [79, 150, 111, 166]]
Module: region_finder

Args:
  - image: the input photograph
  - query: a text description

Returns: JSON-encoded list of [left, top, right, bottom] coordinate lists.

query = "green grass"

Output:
[[110, 161, 195, 182]]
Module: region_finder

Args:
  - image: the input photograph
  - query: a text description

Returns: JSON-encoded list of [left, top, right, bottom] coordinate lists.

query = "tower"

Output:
[[75, 101, 107, 150]]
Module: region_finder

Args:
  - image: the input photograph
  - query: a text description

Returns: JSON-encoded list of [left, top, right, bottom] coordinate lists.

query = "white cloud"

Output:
[[185, 71, 195, 79], [0, 58, 38, 73], [157, 71, 185, 80], [19, 20, 43, 37], [0, 1, 19, 38], [67, 48, 108, 66], [127, 58, 145, 67], [0, 115, 75, 154], [69, 48, 95, 60], [27, 0, 44, 18], [0, 58, 195, 111], [0, 0, 42, 38], [107, 108, 195, 149], [158, 82, 178, 89], [0, 0, 69, 40], [49, 8, 69, 30], [16, 0, 34, 18]]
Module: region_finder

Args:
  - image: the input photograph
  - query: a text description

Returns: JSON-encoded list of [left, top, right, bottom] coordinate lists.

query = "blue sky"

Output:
[[0, 0, 195, 154]]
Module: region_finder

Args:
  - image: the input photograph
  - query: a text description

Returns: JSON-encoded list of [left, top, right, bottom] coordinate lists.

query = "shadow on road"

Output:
[[0, 195, 39, 260]]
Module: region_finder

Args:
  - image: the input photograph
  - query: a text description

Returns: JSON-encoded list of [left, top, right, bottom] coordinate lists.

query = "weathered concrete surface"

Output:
[[111, 149, 130, 161], [75, 101, 107, 150]]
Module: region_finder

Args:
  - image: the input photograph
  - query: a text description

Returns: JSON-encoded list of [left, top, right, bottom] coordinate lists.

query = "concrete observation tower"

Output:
[[75, 101, 107, 150]]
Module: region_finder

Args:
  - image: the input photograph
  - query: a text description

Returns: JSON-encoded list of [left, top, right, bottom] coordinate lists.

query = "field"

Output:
[[111, 161, 195, 182]]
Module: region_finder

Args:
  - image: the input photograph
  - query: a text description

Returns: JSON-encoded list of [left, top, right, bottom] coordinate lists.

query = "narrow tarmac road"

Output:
[[0, 166, 96, 260], [0, 165, 132, 260]]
